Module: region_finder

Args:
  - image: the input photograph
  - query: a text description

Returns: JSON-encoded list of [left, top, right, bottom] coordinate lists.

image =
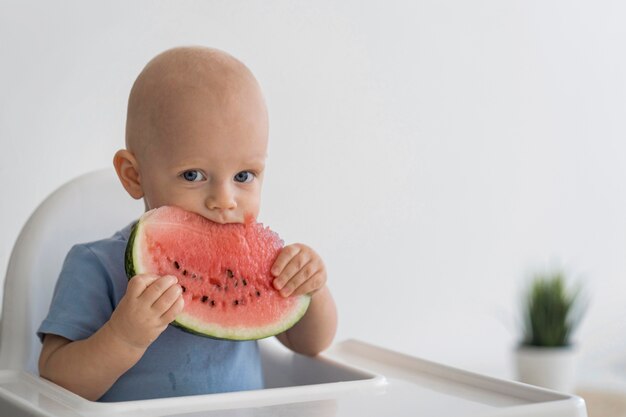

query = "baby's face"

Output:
[[135, 87, 268, 224]]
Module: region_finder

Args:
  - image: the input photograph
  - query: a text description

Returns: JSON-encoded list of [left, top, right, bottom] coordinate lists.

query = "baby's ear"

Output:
[[113, 149, 144, 200]]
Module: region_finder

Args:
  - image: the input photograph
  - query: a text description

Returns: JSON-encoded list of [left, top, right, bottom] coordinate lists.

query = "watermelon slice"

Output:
[[125, 206, 311, 340]]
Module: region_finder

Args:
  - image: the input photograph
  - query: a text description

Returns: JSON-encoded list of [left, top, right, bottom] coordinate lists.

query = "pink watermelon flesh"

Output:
[[126, 206, 311, 340]]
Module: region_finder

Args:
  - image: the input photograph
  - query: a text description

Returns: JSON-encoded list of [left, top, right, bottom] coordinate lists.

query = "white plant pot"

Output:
[[514, 345, 579, 393]]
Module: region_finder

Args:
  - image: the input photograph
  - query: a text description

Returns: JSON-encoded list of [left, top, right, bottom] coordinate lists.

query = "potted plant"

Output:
[[515, 270, 586, 392]]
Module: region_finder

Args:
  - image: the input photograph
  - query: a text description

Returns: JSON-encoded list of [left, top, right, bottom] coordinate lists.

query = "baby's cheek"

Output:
[[241, 195, 261, 220]]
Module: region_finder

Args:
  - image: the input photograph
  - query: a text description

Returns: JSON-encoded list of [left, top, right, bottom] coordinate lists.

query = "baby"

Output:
[[37, 46, 338, 402]]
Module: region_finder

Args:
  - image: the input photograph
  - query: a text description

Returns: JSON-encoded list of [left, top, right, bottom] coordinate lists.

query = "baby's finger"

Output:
[[161, 295, 185, 323], [290, 271, 327, 297], [141, 275, 178, 305], [126, 274, 161, 298], [273, 251, 310, 291], [271, 245, 302, 278], [278, 260, 317, 297], [151, 283, 182, 314]]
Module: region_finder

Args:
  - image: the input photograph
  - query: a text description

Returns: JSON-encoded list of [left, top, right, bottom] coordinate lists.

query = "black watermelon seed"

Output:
[[182, 270, 187, 276], [210, 300, 216, 306], [174, 261, 180, 269], [242, 279, 248, 286], [227, 269, 234, 278], [256, 291, 261, 297], [181, 286, 186, 293], [201, 295, 208, 303], [234, 300, 239, 306]]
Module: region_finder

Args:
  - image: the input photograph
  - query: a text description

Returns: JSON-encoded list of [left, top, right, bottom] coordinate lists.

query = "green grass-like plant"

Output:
[[521, 271, 585, 348]]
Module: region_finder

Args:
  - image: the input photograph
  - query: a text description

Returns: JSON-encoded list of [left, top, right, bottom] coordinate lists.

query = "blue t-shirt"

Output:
[[37, 223, 263, 402]]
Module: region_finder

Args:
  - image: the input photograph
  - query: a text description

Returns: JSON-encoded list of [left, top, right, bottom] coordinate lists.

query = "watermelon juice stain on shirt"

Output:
[[37, 223, 264, 402]]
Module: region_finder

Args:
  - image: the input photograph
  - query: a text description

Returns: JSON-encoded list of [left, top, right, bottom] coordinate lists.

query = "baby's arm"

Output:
[[39, 274, 183, 401], [271, 244, 338, 356]]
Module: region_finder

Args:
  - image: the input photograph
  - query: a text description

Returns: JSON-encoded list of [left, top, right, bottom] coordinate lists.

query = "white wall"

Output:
[[2, 0, 626, 380]]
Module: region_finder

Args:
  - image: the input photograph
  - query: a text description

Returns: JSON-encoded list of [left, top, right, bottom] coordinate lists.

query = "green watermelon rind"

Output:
[[124, 221, 139, 279], [124, 214, 311, 341], [171, 295, 311, 341]]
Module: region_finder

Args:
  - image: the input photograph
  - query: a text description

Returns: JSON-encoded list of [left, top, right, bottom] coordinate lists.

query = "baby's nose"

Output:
[[205, 184, 237, 210]]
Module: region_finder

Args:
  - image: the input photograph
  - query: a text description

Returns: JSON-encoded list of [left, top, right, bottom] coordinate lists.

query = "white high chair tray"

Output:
[[0, 339, 586, 417]]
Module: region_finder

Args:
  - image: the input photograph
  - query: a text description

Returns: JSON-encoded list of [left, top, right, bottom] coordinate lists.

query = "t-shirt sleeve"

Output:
[[37, 244, 115, 343]]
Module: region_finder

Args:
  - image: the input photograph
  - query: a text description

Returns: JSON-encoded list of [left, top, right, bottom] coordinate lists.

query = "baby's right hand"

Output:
[[108, 274, 184, 349]]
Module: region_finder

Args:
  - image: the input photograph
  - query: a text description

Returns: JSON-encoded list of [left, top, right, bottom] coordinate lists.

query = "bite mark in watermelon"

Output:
[[125, 206, 311, 340]]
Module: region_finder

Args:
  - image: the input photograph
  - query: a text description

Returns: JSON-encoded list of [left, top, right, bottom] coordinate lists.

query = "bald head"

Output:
[[125, 46, 268, 158]]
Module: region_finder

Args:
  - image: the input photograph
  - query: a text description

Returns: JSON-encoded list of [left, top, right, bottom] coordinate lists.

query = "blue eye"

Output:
[[182, 170, 205, 182], [234, 171, 254, 183]]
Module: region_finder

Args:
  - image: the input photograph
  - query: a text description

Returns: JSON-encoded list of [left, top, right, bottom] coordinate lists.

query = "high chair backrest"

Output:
[[0, 170, 143, 374]]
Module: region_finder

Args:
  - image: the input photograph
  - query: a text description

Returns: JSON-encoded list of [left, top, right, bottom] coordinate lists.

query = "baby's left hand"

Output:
[[271, 243, 327, 297]]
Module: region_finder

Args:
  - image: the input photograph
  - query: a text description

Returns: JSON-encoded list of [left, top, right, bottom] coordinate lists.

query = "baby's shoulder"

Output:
[[64, 222, 134, 275]]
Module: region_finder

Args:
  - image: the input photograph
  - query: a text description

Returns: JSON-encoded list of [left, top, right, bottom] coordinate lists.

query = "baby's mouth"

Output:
[[204, 213, 242, 225]]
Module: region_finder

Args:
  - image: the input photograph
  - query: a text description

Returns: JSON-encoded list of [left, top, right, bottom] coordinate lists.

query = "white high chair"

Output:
[[0, 169, 144, 373], [0, 170, 588, 416]]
